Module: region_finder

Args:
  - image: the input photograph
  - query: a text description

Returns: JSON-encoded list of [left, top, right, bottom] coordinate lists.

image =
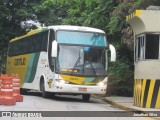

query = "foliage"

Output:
[[140, 0, 160, 9], [61, 0, 115, 32], [33, 0, 69, 26], [108, 60, 134, 96], [107, 42, 134, 96], [0, 0, 39, 73]]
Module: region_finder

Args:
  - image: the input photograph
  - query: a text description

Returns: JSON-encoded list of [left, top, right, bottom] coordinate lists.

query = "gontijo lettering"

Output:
[[14, 58, 26, 66]]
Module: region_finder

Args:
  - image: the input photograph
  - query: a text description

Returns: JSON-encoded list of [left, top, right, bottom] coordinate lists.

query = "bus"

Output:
[[6, 25, 116, 101]]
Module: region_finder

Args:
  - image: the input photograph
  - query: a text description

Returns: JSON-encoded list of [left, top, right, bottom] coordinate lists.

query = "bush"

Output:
[[106, 60, 134, 96], [106, 44, 134, 97]]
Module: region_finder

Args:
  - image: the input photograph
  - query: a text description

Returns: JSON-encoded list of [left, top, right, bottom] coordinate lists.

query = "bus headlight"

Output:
[[96, 78, 108, 86], [56, 79, 69, 84], [97, 81, 106, 86]]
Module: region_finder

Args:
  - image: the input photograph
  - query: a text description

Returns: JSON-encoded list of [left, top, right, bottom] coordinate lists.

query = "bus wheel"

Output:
[[20, 88, 28, 95], [82, 94, 90, 101], [40, 79, 48, 98]]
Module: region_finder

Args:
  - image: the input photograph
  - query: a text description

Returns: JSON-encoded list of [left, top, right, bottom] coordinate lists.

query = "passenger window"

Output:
[[135, 34, 160, 62], [145, 34, 159, 59]]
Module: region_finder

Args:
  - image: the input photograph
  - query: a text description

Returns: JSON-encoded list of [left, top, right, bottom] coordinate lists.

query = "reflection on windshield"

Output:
[[57, 31, 106, 47], [56, 45, 107, 76]]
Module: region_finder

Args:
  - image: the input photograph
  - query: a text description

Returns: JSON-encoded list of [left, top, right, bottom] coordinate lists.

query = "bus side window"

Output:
[[16, 41, 20, 55], [41, 31, 48, 52], [48, 29, 55, 72], [8, 43, 13, 56], [12, 43, 15, 56], [35, 34, 40, 52], [30, 35, 35, 53], [20, 40, 24, 55], [26, 37, 30, 54], [24, 38, 28, 54]]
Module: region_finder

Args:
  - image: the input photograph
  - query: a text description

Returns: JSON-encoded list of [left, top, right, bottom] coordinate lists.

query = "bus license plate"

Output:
[[78, 88, 87, 91]]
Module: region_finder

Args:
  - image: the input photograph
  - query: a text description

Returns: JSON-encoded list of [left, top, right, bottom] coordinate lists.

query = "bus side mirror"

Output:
[[109, 44, 116, 62], [51, 40, 57, 57]]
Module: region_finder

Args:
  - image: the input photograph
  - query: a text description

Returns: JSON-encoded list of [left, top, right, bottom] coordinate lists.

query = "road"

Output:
[[0, 92, 154, 120]]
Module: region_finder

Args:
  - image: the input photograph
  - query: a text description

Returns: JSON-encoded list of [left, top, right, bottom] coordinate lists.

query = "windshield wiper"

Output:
[[73, 56, 81, 68], [70, 56, 81, 75]]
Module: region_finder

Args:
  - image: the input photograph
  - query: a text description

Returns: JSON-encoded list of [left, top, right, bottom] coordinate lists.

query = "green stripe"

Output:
[[28, 52, 40, 83], [24, 52, 40, 83], [84, 77, 94, 82], [84, 77, 105, 83], [24, 53, 35, 83]]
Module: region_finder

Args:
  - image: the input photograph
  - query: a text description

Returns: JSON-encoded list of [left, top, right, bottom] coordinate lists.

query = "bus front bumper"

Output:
[[53, 83, 107, 95]]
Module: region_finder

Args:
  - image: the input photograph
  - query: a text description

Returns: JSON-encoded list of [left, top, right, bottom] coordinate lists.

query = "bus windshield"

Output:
[[56, 45, 107, 76], [57, 31, 107, 47]]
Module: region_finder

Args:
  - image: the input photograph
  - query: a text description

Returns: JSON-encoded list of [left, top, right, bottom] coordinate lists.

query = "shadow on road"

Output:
[[21, 90, 97, 103]]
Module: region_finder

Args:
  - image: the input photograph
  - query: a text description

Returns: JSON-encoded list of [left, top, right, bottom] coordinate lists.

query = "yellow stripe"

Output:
[[60, 75, 95, 85], [60, 75, 85, 84], [133, 79, 136, 105], [136, 10, 142, 17], [10, 27, 47, 42], [138, 79, 142, 106], [146, 80, 156, 108], [137, 79, 140, 106], [126, 10, 142, 22], [6, 54, 30, 87], [135, 79, 138, 106], [134, 79, 138, 106], [138, 79, 141, 106], [126, 16, 128, 22], [141, 79, 146, 107], [140, 79, 142, 106], [155, 87, 160, 108]]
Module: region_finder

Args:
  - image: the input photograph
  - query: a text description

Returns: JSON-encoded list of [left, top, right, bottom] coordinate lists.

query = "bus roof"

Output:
[[48, 25, 105, 33], [10, 25, 105, 42], [10, 27, 48, 42]]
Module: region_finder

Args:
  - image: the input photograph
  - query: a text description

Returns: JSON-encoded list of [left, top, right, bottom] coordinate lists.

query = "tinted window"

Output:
[[145, 34, 159, 59], [8, 30, 49, 56]]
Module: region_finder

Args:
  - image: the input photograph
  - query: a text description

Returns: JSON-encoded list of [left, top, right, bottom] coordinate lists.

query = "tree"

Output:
[[0, 0, 39, 73], [33, 0, 69, 26]]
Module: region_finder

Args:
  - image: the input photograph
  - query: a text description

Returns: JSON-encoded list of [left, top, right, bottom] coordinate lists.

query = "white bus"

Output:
[[6, 25, 116, 101]]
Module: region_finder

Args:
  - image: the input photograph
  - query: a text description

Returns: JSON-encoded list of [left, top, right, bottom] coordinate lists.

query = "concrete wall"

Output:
[[135, 60, 160, 79]]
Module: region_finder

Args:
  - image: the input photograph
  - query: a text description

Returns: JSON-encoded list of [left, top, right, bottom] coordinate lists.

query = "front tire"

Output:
[[82, 94, 90, 101], [40, 79, 48, 98], [20, 88, 28, 95]]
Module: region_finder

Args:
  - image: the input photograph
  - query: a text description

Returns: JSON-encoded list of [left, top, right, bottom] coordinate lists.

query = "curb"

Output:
[[92, 95, 139, 111], [92, 95, 160, 119], [103, 98, 141, 112]]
